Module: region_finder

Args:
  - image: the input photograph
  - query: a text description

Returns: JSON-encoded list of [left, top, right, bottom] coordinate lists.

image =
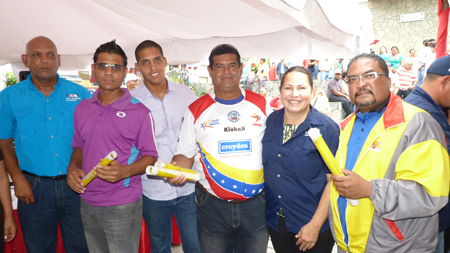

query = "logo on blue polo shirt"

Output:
[[218, 140, 252, 154], [66, 94, 81, 101]]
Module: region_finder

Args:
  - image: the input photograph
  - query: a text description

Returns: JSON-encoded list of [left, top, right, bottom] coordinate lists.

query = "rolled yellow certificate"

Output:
[[307, 128, 342, 176], [307, 128, 360, 207], [82, 151, 118, 186], [146, 160, 200, 182]]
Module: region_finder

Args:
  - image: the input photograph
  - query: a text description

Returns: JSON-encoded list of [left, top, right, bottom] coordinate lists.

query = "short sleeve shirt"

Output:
[[326, 78, 344, 98], [0, 74, 91, 176], [175, 88, 272, 201], [72, 88, 158, 206]]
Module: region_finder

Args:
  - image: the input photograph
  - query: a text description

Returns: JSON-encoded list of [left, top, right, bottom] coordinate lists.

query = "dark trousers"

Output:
[[396, 89, 412, 99], [328, 94, 353, 117], [268, 216, 334, 253]]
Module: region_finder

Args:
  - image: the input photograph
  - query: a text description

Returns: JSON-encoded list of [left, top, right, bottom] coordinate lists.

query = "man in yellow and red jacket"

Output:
[[330, 53, 449, 253]]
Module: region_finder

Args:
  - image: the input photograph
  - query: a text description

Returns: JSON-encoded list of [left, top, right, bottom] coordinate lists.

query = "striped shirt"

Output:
[[397, 67, 417, 91]]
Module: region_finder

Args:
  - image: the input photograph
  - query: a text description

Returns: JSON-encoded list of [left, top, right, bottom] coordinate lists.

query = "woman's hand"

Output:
[[295, 221, 321, 251], [3, 214, 17, 243]]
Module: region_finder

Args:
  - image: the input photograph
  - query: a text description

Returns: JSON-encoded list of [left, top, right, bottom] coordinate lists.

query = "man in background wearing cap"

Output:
[[130, 40, 201, 253], [326, 69, 353, 117], [405, 55, 450, 253], [125, 73, 140, 91], [171, 44, 271, 253]]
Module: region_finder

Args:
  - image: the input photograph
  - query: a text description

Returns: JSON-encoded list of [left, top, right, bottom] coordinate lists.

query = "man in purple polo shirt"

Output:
[[66, 40, 158, 253]]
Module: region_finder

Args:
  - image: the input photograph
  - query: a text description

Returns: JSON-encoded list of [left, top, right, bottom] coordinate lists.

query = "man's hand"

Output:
[[331, 168, 371, 199], [295, 221, 320, 251], [95, 160, 128, 183], [165, 174, 187, 185], [164, 160, 187, 185], [67, 165, 86, 194], [13, 175, 35, 204]]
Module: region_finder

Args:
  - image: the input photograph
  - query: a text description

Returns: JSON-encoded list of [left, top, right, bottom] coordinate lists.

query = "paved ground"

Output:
[[171, 239, 338, 252]]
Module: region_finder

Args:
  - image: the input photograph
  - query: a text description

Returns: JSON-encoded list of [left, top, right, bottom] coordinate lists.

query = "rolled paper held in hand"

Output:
[[82, 151, 118, 186], [146, 160, 200, 182], [307, 128, 342, 176], [307, 128, 360, 207]]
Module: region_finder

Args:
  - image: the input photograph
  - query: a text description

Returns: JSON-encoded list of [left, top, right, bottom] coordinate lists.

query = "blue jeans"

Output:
[[18, 173, 88, 253], [309, 65, 319, 79], [417, 67, 426, 87], [80, 197, 143, 253], [436, 231, 445, 253], [142, 193, 201, 253], [320, 71, 329, 80], [195, 183, 269, 253]]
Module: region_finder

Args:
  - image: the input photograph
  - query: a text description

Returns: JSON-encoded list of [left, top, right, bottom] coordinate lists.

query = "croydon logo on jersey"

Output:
[[218, 139, 252, 154]]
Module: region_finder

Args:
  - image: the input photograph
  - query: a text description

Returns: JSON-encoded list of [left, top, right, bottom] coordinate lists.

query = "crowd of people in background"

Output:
[[2, 34, 450, 253]]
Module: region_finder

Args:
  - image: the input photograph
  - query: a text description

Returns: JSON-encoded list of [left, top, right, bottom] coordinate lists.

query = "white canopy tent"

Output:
[[0, 0, 374, 76]]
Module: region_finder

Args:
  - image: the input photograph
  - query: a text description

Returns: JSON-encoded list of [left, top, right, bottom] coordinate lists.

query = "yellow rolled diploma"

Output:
[[307, 128, 360, 207], [82, 151, 118, 186], [146, 160, 200, 182]]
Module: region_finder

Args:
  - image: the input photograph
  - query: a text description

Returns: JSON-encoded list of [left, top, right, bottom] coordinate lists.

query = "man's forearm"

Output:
[[124, 155, 157, 177], [68, 148, 84, 169], [332, 90, 348, 98], [172, 154, 195, 169]]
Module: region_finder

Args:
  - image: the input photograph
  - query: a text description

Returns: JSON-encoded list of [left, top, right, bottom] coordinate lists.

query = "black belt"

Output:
[[23, 171, 67, 180], [197, 183, 244, 204]]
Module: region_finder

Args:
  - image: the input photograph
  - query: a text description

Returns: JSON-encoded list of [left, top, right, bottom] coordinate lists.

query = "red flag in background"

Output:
[[437, 0, 450, 58]]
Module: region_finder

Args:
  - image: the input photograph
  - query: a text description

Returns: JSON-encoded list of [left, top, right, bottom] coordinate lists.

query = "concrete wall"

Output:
[[360, 0, 444, 55]]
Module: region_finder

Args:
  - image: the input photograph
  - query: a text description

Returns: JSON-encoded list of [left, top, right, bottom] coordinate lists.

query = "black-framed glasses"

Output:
[[94, 63, 126, 72], [345, 72, 387, 85]]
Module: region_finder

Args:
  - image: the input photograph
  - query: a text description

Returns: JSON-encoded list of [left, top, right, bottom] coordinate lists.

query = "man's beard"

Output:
[[354, 88, 376, 107]]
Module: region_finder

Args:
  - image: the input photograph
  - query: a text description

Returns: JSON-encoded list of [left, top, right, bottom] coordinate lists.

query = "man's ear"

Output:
[[21, 54, 28, 67], [441, 76, 450, 90], [135, 63, 140, 72]]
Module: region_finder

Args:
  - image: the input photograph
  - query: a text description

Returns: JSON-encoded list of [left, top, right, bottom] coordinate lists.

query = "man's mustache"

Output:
[[355, 88, 374, 98]]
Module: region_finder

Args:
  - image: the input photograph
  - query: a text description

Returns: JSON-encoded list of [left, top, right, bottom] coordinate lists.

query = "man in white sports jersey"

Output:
[[171, 44, 271, 253]]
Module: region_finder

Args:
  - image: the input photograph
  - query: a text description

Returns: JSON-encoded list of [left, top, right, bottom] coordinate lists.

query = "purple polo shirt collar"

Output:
[[89, 87, 131, 110]]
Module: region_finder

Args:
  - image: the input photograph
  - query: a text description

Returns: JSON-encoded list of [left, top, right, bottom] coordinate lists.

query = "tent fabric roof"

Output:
[[1, 0, 373, 72]]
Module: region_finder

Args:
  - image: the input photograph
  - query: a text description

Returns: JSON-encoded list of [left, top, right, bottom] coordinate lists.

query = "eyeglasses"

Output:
[[345, 72, 387, 85], [94, 63, 126, 72]]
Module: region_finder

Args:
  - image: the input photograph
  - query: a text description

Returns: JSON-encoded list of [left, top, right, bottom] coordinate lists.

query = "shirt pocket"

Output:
[[283, 137, 322, 179], [15, 107, 37, 140], [261, 133, 274, 165], [59, 101, 77, 138]]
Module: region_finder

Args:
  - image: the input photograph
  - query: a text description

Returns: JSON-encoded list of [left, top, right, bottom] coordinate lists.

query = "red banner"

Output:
[[437, 0, 450, 58]]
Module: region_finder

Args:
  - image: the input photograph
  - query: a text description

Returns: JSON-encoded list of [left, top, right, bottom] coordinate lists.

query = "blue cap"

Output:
[[427, 56, 450, 76]]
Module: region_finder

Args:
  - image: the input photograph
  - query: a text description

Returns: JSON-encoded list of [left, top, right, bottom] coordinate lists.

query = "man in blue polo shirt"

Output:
[[0, 36, 90, 252], [404, 55, 450, 253]]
